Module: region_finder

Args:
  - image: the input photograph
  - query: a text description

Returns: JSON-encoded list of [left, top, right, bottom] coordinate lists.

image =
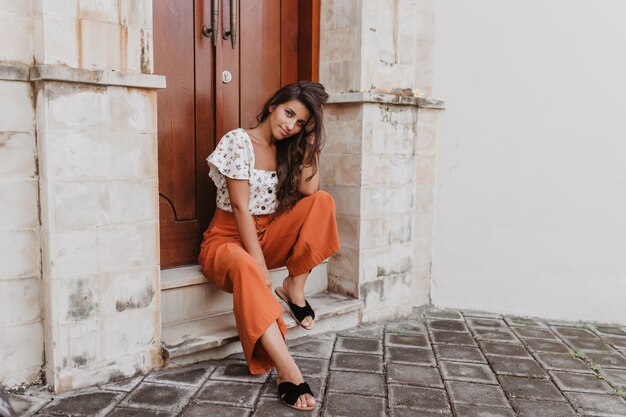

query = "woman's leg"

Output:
[[281, 273, 313, 329], [259, 322, 316, 409]]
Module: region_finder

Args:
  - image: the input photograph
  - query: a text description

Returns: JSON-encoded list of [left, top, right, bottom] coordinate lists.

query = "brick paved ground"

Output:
[[8, 307, 626, 416]]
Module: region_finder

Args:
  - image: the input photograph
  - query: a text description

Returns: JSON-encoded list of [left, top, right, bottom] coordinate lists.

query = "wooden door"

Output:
[[155, 0, 320, 269]]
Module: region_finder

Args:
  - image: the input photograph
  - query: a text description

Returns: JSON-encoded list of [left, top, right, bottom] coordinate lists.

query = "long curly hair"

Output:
[[255, 81, 329, 212]]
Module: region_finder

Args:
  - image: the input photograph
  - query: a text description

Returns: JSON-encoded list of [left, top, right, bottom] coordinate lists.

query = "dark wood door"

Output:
[[155, 0, 319, 269]]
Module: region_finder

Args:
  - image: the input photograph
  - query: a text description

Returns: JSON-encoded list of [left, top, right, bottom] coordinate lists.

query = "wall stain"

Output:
[[115, 284, 155, 312], [67, 280, 96, 321]]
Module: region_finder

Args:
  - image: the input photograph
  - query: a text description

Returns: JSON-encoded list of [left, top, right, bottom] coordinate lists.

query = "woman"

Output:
[[198, 81, 340, 411]]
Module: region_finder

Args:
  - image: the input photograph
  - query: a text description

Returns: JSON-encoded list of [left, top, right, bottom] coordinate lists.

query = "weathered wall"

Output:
[[0, 1, 43, 387], [432, 0, 626, 323]]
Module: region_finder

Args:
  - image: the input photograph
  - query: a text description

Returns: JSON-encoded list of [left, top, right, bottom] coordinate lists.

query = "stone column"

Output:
[[32, 0, 164, 392], [320, 0, 443, 321]]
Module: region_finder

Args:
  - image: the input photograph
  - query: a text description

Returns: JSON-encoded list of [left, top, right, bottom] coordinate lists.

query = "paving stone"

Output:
[[323, 392, 384, 417], [287, 338, 335, 359], [327, 371, 385, 396], [120, 383, 195, 412], [585, 352, 626, 369], [388, 385, 450, 413], [504, 316, 546, 327], [385, 334, 430, 348], [499, 376, 566, 401], [472, 327, 518, 342], [511, 399, 578, 417], [423, 308, 464, 321], [445, 381, 509, 407], [330, 352, 383, 373], [386, 346, 436, 366], [387, 364, 443, 388], [603, 369, 626, 387], [260, 376, 324, 399], [522, 338, 571, 353], [100, 375, 144, 392], [427, 319, 469, 332], [145, 364, 213, 387], [433, 344, 486, 364], [6, 394, 50, 417], [550, 371, 614, 394], [594, 326, 626, 338], [440, 361, 498, 384], [385, 321, 428, 335], [534, 352, 593, 373], [452, 404, 516, 417], [553, 326, 598, 339], [253, 396, 320, 416], [195, 380, 261, 407], [209, 362, 269, 383], [466, 318, 508, 329], [478, 340, 531, 358], [181, 403, 251, 417], [107, 408, 176, 417], [390, 407, 453, 417], [513, 327, 558, 339], [486, 355, 548, 378], [430, 330, 476, 346], [564, 392, 626, 416], [335, 336, 383, 354], [564, 338, 614, 352], [604, 336, 626, 349], [40, 390, 122, 417], [462, 310, 503, 319], [293, 357, 330, 379]]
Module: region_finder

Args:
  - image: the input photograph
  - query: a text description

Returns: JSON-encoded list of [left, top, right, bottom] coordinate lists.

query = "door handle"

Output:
[[204, 0, 218, 46], [222, 0, 237, 48]]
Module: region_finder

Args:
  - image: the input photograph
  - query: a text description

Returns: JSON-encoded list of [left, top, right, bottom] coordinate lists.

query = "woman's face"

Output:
[[268, 99, 311, 141]]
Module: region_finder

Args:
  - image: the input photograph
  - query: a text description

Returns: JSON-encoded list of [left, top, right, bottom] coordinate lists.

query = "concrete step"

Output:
[[161, 291, 363, 360], [160, 262, 328, 327]]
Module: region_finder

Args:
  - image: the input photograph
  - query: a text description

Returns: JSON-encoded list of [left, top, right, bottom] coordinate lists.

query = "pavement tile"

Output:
[[564, 392, 626, 416], [478, 340, 531, 358], [323, 392, 384, 417], [440, 361, 498, 385], [327, 370, 385, 396], [386, 346, 436, 366], [6, 394, 50, 417], [427, 319, 469, 332], [461, 310, 503, 319], [594, 326, 626, 338], [181, 403, 251, 417], [511, 399, 578, 417], [486, 355, 548, 378], [550, 371, 614, 394], [385, 334, 430, 348], [260, 376, 324, 398], [387, 364, 443, 388], [430, 330, 476, 346], [504, 316, 546, 328], [534, 352, 593, 373], [335, 336, 383, 355], [120, 383, 195, 412], [423, 308, 464, 321], [287, 338, 335, 359], [390, 407, 453, 417], [195, 380, 262, 407], [472, 327, 518, 342], [338, 323, 384, 339], [144, 364, 213, 387], [513, 327, 558, 339], [603, 369, 626, 387], [293, 357, 330, 379], [253, 396, 320, 417], [388, 385, 450, 413], [498, 375, 566, 401], [522, 338, 571, 354], [452, 404, 516, 417], [100, 375, 144, 392], [433, 344, 486, 363], [330, 352, 383, 373], [553, 326, 598, 339], [445, 381, 509, 407], [107, 408, 176, 417], [40, 390, 123, 417], [585, 351, 626, 369], [209, 363, 269, 383], [385, 320, 428, 335], [566, 338, 615, 352], [466, 318, 508, 329], [604, 336, 626, 349]]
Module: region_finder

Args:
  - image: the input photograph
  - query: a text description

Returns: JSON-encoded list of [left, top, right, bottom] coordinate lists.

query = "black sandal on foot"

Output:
[[278, 381, 315, 411], [275, 287, 316, 329]]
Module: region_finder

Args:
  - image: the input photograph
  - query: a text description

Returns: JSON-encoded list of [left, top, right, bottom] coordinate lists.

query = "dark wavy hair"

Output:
[[255, 81, 329, 212]]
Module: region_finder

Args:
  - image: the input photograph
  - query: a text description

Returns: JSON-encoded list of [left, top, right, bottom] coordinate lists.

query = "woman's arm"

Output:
[[299, 136, 321, 195], [226, 177, 271, 287]]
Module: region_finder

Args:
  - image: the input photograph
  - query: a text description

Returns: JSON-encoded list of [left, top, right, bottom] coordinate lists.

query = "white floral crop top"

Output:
[[207, 128, 279, 215]]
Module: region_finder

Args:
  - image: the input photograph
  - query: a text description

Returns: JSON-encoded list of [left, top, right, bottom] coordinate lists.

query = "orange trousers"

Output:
[[198, 191, 340, 374]]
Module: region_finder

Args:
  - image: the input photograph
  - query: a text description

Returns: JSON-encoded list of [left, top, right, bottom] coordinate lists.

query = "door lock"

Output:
[[222, 70, 232, 84]]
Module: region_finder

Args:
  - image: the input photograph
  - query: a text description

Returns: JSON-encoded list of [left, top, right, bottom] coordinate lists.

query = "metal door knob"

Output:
[[222, 70, 232, 84]]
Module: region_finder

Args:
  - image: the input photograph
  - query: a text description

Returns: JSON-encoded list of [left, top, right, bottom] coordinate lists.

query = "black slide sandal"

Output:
[[275, 287, 316, 329], [278, 381, 315, 411]]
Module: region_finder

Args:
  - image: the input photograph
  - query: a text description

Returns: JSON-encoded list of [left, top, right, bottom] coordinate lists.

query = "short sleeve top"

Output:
[[207, 128, 279, 215]]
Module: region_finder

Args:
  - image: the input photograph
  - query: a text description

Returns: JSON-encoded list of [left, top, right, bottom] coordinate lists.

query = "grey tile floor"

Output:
[[7, 307, 626, 417]]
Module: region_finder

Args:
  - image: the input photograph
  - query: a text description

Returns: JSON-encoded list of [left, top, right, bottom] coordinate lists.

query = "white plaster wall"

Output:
[[432, 0, 626, 323]]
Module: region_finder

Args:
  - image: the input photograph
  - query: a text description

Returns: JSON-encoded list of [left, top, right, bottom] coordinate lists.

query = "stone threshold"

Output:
[[0, 63, 165, 89], [161, 291, 364, 359], [327, 91, 445, 109]]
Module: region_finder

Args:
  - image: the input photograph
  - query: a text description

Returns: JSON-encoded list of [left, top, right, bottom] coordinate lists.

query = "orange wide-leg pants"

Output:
[[198, 191, 340, 374]]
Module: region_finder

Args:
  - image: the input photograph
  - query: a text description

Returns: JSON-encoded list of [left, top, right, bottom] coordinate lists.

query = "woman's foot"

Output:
[[277, 370, 316, 410], [279, 276, 314, 329]]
